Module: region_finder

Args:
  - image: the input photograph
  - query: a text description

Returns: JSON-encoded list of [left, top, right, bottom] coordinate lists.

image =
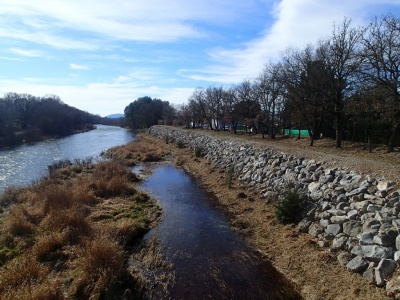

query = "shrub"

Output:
[[194, 146, 205, 158], [274, 189, 308, 224], [176, 139, 185, 148]]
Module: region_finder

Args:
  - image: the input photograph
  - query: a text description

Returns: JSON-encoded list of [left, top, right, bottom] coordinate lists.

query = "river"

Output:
[[0, 125, 134, 194], [137, 164, 301, 300]]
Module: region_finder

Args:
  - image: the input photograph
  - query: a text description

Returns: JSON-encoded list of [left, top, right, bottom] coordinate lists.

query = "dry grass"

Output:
[[0, 155, 160, 299], [71, 236, 127, 299], [104, 135, 168, 165]]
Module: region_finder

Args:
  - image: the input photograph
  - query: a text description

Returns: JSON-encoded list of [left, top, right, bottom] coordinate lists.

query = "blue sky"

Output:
[[1, 1, 400, 116]]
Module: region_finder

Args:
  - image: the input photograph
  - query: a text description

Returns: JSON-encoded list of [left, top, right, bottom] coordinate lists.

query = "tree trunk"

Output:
[[368, 134, 372, 153], [307, 126, 314, 146], [387, 120, 399, 153], [335, 111, 343, 148]]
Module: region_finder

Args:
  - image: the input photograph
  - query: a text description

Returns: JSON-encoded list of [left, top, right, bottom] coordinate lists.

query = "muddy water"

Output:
[[137, 164, 301, 300]]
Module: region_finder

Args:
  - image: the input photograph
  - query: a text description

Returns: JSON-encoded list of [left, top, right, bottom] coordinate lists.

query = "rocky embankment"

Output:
[[148, 126, 400, 298]]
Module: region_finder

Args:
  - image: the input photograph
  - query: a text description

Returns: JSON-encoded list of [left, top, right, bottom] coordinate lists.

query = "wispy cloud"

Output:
[[69, 63, 89, 70], [9, 48, 42, 57], [182, 0, 400, 84], [0, 0, 258, 44]]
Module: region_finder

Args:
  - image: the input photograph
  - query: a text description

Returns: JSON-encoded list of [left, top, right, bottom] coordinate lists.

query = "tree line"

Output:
[[124, 96, 176, 129], [0, 92, 107, 148], [178, 15, 400, 152]]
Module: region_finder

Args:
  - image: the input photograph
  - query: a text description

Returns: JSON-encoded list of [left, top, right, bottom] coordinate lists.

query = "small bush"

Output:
[[274, 189, 308, 224], [194, 146, 205, 158], [176, 139, 185, 148]]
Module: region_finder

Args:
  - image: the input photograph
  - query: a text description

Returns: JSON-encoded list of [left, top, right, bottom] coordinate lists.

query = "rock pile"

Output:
[[148, 126, 400, 297]]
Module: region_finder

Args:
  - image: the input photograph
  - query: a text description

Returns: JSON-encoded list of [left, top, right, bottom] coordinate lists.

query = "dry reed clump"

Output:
[[71, 236, 129, 299], [40, 184, 73, 215], [0, 253, 49, 293], [6, 205, 36, 236], [104, 136, 168, 164], [40, 207, 92, 244], [0, 186, 31, 209], [33, 232, 66, 262], [90, 160, 138, 198]]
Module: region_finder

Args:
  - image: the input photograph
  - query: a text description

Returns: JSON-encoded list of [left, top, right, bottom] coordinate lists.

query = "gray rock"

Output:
[[332, 234, 348, 250], [350, 201, 370, 213], [394, 251, 400, 262], [343, 220, 362, 237], [308, 223, 324, 237], [340, 174, 362, 186], [327, 208, 346, 216], [375, 259, 397, 286], [377, 181, 394, 191], [346, 256, 368, 273], [336, 194, 348, 202], [360, 231, 377, 245], [346, 237, 360, 251], [326, 224, 342, 236], [396, 235, 400, 251], [393, 219, 400, 233], [362, 267, 376, 284], [320, 219, 330, 227], [347, 210, 359, 220], [298, 218, 312, 233], [374, 231, 394, 247], [330, 215, 349, 224], [367, 204, 382, 213], [352, 245, 393, 262], [308, 182, 321, 193], [337, 251, 353, 266], [317, 240, 330, 248], [363, 218, 381, 232], [346, 187, 368, 197]]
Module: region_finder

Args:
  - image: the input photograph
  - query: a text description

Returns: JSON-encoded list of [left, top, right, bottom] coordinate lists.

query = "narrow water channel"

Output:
[[137, 164, 301, 300]]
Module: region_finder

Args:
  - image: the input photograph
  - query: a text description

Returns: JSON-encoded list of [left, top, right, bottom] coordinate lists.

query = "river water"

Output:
[[138, 164, 301, 300], [0, 125, 134, 194]]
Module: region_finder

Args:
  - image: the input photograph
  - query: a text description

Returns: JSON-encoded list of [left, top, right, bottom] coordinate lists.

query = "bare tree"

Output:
[[317, 18, 363, 148], [359, 14, 400, 152]]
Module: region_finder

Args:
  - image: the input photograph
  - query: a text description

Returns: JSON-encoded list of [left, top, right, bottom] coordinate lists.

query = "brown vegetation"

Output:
[[0, 158, 161, 299]]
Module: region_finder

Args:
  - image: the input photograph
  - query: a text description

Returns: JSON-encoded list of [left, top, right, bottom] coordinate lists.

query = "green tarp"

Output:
[[284, 129, 310, 136]]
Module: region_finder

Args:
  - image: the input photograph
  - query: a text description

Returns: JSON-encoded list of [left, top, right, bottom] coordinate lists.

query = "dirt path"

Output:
[[143, 130, 397, 300]]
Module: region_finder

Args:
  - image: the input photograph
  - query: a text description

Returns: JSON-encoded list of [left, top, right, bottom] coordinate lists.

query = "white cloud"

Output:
[[0, 0, 262, 44], [69, 63, 89, 70], [9, 48, 42, 57], [183, 0, 400, 84]]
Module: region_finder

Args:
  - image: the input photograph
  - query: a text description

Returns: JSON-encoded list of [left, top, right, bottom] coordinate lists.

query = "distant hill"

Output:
[[106, 114, 124, 118]]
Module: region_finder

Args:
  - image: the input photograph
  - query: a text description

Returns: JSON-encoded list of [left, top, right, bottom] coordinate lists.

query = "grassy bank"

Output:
[[0, 155, 161, 299]]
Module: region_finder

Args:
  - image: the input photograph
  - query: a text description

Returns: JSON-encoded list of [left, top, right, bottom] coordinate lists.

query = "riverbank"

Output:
[[0, 124, 97, 150], [145, 126, 392, 300], [0, 157, 161, 299]]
